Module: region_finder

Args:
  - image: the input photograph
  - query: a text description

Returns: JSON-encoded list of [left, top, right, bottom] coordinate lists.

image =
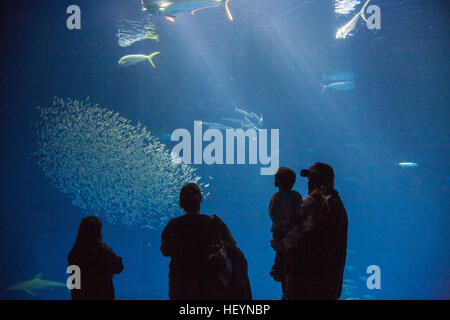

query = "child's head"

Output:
[[274, 167, 296, 190]]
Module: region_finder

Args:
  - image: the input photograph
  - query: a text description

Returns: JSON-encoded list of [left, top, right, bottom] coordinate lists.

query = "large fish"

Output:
[[323, 71, 355, 83], [321, 81, 355, 94], [7, 273, 67, 296], [223, 117, 261, 130], [336, 0, 371, 39], [222, 117, 243, 125], [141, 0, 233, 21], [118, 52, 160, 68], [234, 106, 263, 126], [201, 121, 234, 130]]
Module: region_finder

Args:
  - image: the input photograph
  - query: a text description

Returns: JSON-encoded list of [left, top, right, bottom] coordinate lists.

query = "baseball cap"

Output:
[[300, 162, 335, 181]]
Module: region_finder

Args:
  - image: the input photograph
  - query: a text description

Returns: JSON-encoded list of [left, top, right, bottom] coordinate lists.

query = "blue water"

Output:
[[0, 0, 449, 299]]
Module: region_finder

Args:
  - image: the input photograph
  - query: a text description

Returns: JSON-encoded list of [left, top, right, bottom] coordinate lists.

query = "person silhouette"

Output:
[[68, 216, 123, 300], [272, 162, 348, 299], [161, 183, 251, 299], [268, 167, 303, 298]]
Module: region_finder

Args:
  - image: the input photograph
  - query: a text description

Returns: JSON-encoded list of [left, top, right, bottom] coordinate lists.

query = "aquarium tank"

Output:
[[0, 0, 448, 300]]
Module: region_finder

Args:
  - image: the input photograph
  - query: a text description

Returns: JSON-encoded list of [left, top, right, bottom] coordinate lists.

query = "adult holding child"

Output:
[[271, 162, 348, 300]]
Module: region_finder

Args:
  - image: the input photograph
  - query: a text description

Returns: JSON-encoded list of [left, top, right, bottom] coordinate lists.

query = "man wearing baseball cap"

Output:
[[275, 162, 348, 299]]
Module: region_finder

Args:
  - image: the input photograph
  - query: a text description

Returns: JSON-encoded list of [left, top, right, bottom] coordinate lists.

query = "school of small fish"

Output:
[[116, 17, 159, 47], [335, 0, 362, 15], [34, 97, 207, 229]]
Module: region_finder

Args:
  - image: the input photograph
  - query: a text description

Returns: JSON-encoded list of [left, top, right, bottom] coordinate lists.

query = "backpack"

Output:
[[206, 215, 252, 300]]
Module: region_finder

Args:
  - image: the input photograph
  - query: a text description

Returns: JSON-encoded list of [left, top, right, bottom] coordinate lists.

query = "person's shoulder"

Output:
[[329, 190, 346, 210], [208, 214, 228, 226], [331, 189, 340, 198], [170, 213, 212, 224], [167, 214, 188, 224], [190, 213, 213, 220], [270, 191, 281, 200], [96, 242, 118, 258], [327, 189, 341, 203], [200, 213, 218, 222], [290, 189, 302, 198], [162, 214, 184, 231], [287, 189, 303, 202], [98, 242, 113, 252]]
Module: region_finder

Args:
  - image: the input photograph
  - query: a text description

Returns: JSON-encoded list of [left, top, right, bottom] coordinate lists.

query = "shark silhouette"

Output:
[[141, 0, 233, 22], [7, 273, 67, 296]]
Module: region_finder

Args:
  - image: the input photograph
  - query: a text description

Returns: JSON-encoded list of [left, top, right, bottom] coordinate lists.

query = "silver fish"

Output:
[[336, 0, 371, 39], [222, 117, 243, 125], [398, 162, 418, 168], [118, 52, 160, 68], [323, 71, 355, 82], [141, 0, 233, 21], [201, 121, 234, 130], [321, 81, 355, 93], [235, 106, 263, 125]]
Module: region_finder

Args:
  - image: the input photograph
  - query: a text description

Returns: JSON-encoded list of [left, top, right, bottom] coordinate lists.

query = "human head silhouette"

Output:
[[75, 216, 103, 246], [274, 167, 296, 191], [179, 183, 202, 214], [300, 162, 335, 193]]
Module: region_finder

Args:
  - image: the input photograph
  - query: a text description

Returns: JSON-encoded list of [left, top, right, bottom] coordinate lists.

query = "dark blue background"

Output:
[[0, 0, 449, 299]]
